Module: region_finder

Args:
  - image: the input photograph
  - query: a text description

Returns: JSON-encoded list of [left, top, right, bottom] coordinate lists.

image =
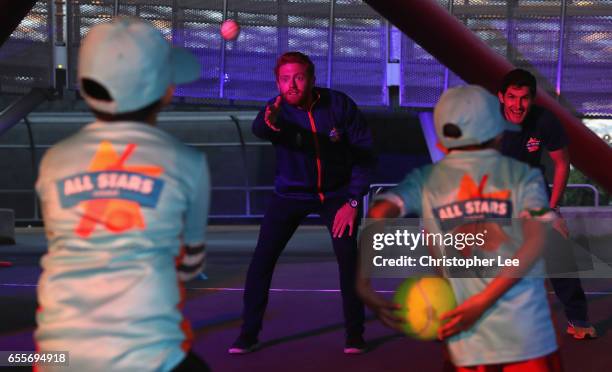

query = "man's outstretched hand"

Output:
[[264, 96, 282, 131]]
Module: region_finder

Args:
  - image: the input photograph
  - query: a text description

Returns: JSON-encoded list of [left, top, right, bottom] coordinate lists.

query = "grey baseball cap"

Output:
[[78, 17, 200, 114], [434, 85, 518, 149]]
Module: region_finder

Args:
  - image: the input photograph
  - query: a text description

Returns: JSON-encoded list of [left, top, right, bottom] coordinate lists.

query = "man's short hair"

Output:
[[499, 68, 537, 97], [274, 51, 315, 79]]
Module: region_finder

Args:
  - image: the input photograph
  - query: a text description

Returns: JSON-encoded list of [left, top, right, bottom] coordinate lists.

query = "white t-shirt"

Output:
[[383, 149, 557, 367], [35, 120, 210, 372]]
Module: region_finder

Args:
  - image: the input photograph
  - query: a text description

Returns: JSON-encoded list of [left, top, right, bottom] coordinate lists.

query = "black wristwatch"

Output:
[[348, 198, 359, 209]]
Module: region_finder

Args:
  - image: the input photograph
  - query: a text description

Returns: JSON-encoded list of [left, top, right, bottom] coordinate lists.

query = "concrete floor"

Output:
[[1, 226, 611, 371]]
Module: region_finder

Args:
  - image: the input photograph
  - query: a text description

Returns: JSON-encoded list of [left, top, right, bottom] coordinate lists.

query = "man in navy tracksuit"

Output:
[[229, 52, 375, 354]]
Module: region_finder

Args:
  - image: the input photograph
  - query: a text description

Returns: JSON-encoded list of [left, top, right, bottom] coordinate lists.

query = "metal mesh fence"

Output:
[[399, 0, 450, 107], [399, 0, 612, 116], [174, 1, 224, 99], [400, 1, 563, 106], [0, 1, 52, 94], [332, 0, 387, 106], [508, 2, 562, 95], [286, 1, 331, 88], [561, 3, 612, 117], [68, 0, 116, 90], [1, 0, 611, 115], [222, 0, 282, 101], [64, 0, 386, 105]]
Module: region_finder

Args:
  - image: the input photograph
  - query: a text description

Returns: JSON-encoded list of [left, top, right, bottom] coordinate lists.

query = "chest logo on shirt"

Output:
[[432, 174, 513, 230], [526, 137, 541, 152], [56, 141, 165, 238], [329, 127, 342, 143], [432, 174, 514, 254]]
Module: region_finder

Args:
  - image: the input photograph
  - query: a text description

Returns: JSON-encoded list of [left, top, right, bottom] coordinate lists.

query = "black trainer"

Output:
[[344, 335, 366, 354], [228, 335, 259, 354]]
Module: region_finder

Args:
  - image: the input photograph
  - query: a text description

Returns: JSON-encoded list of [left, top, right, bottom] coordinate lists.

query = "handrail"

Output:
[[0, 88, 54, 137], [0, 114, 603, 222], [562, 183, 599, 207], [0, 113, 266, 222]]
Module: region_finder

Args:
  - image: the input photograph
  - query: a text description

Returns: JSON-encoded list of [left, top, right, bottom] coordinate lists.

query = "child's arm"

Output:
[[357, 169, 425, 331], [367, 199, 401, 219], [356, 199, 404, 331], [437, 217, 547, 339]]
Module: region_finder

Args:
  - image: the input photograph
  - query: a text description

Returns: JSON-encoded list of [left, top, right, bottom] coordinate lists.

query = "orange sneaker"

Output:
[[567, 322, 597, 339]]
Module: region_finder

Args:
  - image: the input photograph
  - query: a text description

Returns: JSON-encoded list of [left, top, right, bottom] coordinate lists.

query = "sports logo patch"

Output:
[[432, 174, 515, 254], [329, 127, 342, 143], [58, 171, 163, 208], [56, 141, 165, 237], [526, 137, 541, 152], [433, 174, 513, 231]]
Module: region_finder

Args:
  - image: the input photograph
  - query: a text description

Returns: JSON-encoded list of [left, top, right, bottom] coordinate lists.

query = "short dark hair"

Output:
[[499, 68, 537, 97], [274, 51, 315, 79], [81, 78, 163, 122]]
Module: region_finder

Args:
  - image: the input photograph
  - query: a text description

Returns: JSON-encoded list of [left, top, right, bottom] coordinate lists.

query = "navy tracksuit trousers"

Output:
[[240, 193, 365, 339]]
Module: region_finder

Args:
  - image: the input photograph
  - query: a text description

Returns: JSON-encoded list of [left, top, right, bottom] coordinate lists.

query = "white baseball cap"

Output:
[[434, 85, 518, 149], [78, 17, 200, 114]]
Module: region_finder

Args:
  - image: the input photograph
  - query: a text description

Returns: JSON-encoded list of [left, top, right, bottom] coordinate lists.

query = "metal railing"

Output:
[[0, 112, 605, 222], [6, 1, 612, 115], [0, 113, 290, 222], [563, 183, 600, 207]]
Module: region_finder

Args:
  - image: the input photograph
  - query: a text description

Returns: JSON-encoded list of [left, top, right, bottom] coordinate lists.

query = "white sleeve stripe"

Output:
[[178, 269, 202, 282]]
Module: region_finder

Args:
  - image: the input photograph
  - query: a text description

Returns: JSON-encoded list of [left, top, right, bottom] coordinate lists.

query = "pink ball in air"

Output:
[[220, 19, 240, 41]]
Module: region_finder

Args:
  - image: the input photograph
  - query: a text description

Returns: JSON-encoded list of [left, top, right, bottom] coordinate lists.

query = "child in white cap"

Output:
[[35, 18, 210, 372], [358, 85, 562, 371]]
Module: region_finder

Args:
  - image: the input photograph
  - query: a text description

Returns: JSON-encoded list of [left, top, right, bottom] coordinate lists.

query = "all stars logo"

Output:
[[433, 174, 512, 230], [432, 174, 514, 253], [57, 141, 165, 238]]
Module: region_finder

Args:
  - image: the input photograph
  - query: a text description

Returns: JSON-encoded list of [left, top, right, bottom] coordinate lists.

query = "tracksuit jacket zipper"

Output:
[[306, 95, 324, 202]]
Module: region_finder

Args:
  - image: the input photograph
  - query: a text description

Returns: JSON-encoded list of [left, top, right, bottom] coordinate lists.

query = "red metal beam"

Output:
[[365, 0, 612, 193]]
